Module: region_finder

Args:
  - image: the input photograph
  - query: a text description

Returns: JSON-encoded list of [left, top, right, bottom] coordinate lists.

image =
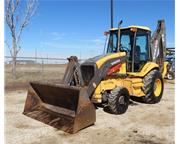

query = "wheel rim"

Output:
[[118, 95, 125, 105], [167, 73, 173, 80], [154, 79, 162, 97]]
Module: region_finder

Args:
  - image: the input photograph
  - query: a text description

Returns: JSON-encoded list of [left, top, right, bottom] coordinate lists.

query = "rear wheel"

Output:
[[107, 87, 129, 114], [167, 72, 174, 80], [142, 70, 164, 104]]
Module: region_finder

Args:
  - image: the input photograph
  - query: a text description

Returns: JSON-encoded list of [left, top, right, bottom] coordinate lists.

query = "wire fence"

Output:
[[5, 56, 86, 84], [5, 56, 69, 64], [5, 56, 86, 64]]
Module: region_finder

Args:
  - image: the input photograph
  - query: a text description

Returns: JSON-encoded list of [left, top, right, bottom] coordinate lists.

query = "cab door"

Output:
[[132, 29, 151, 72]]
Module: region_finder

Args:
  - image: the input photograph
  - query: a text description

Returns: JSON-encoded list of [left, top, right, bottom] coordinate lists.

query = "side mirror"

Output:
[[118, 20, 123, 27], [104, 31, 110, 36]]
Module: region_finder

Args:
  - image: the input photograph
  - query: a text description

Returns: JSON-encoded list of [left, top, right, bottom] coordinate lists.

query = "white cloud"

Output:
[[40, 41, 61, 48], [50, 32, 59, 36], [91, 38, 104, 44], [83, 36, 106, 46], [49, 32, 66, 41]]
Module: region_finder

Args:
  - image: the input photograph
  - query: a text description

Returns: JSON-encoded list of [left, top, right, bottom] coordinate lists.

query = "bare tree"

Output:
[[5, 0, 38, 79]]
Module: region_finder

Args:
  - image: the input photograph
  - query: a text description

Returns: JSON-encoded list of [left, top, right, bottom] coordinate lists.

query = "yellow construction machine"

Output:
[[23, 20, 168, 133]]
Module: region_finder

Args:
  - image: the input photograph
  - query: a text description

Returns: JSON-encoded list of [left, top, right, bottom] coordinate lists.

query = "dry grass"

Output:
[[5, 64, 67, 89], [5, 64, 174, 90]]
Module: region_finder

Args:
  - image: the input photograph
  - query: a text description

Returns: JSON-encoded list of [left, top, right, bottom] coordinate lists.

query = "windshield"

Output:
[[106, 30, 134, 53]]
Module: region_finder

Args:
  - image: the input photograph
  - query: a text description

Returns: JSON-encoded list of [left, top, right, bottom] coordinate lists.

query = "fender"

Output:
[[127, 62, 159, 77]]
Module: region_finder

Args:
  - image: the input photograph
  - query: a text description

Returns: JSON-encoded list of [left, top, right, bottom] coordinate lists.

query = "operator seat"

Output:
[[135, 45, 141, 62]]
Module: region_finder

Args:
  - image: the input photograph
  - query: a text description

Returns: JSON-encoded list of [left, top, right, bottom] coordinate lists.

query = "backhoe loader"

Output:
[[23, 20, 168, 134]]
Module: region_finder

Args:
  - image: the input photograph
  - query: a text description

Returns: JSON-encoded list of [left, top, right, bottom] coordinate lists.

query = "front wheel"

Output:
[[142, 70, 164, 104], [107, 87, 129, 114]]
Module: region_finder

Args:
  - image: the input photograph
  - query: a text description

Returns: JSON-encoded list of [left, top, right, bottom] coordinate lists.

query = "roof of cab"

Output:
[[110, 25, 151, 31]]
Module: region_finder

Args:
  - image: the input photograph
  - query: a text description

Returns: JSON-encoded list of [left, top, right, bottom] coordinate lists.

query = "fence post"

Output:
[[41, 59, 44, 73]]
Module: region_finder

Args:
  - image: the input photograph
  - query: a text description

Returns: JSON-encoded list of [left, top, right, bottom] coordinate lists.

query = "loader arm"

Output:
[[62, 56, 84, 86]]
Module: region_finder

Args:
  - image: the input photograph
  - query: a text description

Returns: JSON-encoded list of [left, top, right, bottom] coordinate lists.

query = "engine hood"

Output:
[[81, 52, 127, 69]]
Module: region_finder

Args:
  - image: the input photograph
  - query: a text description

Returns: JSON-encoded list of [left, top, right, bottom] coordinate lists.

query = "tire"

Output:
[[107, 87, 129, 114], [142, 70, 164, 104], [167, 72, 174, 80]]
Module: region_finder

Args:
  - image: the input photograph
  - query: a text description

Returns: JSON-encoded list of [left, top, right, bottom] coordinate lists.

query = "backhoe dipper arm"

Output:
[[151, 20, 166, 69]]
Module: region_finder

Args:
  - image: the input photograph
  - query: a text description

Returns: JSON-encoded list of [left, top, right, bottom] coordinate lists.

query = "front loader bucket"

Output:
[[23, 82, 96, 134]]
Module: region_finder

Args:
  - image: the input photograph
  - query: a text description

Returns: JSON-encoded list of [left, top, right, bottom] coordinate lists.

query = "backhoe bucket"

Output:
[[23, 82, 96, 134]]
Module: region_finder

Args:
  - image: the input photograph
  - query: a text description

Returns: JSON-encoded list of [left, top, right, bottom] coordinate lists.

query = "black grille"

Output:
[[81, 65, 95, 86]]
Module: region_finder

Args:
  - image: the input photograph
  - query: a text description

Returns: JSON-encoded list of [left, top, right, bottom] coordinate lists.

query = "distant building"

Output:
[[167, 47, 174, 50], [167, 47, 175, 49], [166, 47, 175, 57], [7, 60, 36, 64]]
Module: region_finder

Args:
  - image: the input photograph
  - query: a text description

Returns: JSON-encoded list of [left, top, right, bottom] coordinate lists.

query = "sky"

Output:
[[5, 0, 175, 59]]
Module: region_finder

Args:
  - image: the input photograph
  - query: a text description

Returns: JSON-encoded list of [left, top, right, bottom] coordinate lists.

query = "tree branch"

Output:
[[5, 0, 13, 29], [16, 0, 38, 45], [12, 0, 20, 13], [16, 45, 21, 55], [5, 41, 13, 57]]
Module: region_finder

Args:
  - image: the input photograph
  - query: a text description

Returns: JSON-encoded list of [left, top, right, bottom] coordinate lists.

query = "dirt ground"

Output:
[[5, 81, 174, 144]]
